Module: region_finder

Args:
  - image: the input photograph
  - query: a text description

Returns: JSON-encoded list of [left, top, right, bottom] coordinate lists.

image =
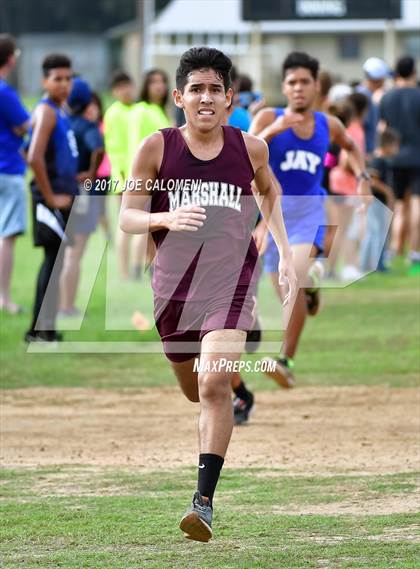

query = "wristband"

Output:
[[357, 171, 371, 182]]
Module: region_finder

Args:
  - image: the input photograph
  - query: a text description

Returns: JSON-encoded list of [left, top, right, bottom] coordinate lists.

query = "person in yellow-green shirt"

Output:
[[128, 69, 171, 164], [104, 71, 135, 186], [128, 69, 171, 280], [103, 72, 135, 280]]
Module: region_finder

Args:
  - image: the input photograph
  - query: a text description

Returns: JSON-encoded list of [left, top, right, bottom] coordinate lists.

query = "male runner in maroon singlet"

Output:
[[120, 47, 297, 543]]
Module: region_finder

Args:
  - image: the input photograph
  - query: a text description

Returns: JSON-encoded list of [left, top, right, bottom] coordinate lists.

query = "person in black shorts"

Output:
[[24, 54, 78, 342], [120, 47, 297, 542], [59, 77, 104, 316], [360, 128, 399, 271], [379, 56, 420, 273]]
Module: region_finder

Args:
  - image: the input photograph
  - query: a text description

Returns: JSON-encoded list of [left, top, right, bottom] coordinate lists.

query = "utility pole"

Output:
[[384, 18, 397, 66], [138, 0, 155, 73]]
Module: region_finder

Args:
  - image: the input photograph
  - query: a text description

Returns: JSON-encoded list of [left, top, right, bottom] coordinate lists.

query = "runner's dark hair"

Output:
[[42, 54, 72, 77], [176, 47, 232, 92], [282, 51, 319, 80]]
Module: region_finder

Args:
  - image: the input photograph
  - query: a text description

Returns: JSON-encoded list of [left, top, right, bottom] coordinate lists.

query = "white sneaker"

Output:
[[340, 265, 363, 281]]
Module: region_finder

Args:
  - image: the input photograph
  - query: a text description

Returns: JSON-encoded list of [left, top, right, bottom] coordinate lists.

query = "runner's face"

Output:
[[43, 68, 72, 103], [112, 82, 135, 105], [282, 67, 318, 112], [84, 101, 100, 123], [148, 73, 167, 103], [174, 68, 232, 132]]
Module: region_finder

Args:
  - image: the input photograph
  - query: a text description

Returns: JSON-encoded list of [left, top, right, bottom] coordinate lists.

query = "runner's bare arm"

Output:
[[252, 165, 282, 253], [244, 134, 290, 256], [119, 132, 206, 234], [12, 119, 30, 137], [28, 104, 71, 210], [249, 107, 304, 142], [244, 111, 280, 253], [244, 133, 297, 302], [77, 147, 104, 182], [249, 108, 276, 136]]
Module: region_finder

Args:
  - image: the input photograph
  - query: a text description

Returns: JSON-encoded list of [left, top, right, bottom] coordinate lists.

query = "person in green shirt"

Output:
[[104, 71, 135, 187], [128, 69, 171, 164], [128, 69, 171, 280], [103, 71, 135, 280]]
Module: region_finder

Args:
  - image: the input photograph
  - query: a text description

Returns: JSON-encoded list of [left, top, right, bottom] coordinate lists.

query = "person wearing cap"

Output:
[[59, 77, 104, 316], [379, 56, 420, 275], [328, 83, 353, 104], [0, 34, 30, 314], [357, 57, 390, 158], [67, 77, 104, 188]]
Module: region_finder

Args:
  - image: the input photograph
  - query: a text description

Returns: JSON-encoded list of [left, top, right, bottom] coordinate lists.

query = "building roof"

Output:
[[152, 0, 250, 33], [151, 0, 420, 34], [106, 20, 141, 39]]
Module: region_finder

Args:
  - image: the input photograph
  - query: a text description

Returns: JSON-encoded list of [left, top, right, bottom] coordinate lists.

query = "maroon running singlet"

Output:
[[151, 125, 259, 362]]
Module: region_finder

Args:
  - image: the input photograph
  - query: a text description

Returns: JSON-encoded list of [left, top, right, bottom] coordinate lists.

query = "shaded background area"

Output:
[[1, 0, 419, 102]]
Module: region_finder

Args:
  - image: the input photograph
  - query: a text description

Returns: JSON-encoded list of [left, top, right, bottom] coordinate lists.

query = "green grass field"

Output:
[[1, 201, 419, 390], [1, 203, 419, 568], [1, 467, 419, 568]]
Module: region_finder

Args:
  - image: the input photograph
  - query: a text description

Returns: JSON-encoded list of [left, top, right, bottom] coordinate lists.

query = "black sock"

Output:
[[233, 380, 252, 402], [197, 453, 224, 505]]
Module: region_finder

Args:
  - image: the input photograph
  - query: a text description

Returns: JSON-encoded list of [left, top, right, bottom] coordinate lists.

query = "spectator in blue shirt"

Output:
[[59, 78, 104, 316], [227, 66, 252, 131], [356, 57, 390, 157], [0, 34, 30, 314]]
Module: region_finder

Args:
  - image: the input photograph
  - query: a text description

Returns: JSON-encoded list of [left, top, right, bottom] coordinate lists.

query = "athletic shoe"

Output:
[[43, 331, 63, 342], [179, 491, 213, 542], [325, 270, 338, 282], [245, 316, 261, 353], [408, 261, 420, 276], [306, 260, 324, 316], [58, 307, 80, 317], [384, 250, 396, 266], [24, 330, 38, 343], [24, 330, 63, 343], [340, 264, 363, 281], [262, 356, 295, 388], [233, 392, 255, 425], [132, 265, 142, 281], [0, 301, 24, 314], [305, 289, 321, 316]]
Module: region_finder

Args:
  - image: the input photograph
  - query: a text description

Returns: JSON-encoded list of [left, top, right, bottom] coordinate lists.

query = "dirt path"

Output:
[[2, 385, 419, 476]]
